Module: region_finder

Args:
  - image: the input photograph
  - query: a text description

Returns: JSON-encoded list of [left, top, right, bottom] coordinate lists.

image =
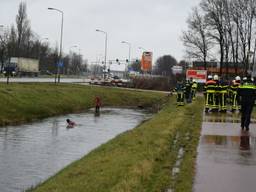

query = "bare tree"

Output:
[[0, 29, 9, 71], [200, 0, 227, 75], [16, 2, 31, 57], [182, 7, 212, 69]]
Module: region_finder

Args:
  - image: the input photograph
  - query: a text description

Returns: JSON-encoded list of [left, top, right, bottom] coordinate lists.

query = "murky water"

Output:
[[194, 112, 256, 192], [0, 108, 150, 192]]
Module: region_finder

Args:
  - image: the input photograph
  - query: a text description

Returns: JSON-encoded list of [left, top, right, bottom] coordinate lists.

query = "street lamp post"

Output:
[[138, 46, 146, 52], [69, 45, 78, 52], [121, 41, 131, 64], [48, 7, 64, 84], [96, 29, 107, 80], [121, 41, 131, 78]]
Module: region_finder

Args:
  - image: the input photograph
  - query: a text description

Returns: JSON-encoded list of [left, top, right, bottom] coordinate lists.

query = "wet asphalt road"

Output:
[[0, 77, 90, 83], [0, 108, 150, 192], [194, 112, 256, 192]]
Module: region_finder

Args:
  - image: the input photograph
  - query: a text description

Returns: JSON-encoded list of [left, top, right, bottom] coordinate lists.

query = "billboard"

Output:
[[172, 65, 183, 75], [186, 69, 207, 83], [141, 52, 152, 72]]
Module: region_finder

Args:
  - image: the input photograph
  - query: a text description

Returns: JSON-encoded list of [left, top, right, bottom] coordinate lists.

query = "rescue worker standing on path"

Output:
[[218, 77, 229, 112], [185, 79, 193, 103], [237, 76, 256, 131], [191, 79, 198, 100], [230, 76, 241, 112], [212, 75, 220, 112], [175, 79, 185, 106], [205, 75, 217, 112]]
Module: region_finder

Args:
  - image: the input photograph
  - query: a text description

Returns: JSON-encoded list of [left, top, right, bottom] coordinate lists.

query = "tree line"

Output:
[[0, 2, 87, 75], [182, 0, 256, 76]]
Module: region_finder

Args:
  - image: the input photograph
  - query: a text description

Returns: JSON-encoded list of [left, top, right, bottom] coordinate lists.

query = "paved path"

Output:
[[194, 112, 256, 192]]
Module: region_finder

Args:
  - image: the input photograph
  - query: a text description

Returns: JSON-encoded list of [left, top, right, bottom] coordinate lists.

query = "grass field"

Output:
[[30, 97, 204, 192], [0, 83, 166, 126]]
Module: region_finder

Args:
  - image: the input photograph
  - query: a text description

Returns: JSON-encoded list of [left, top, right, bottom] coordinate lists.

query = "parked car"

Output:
[[110, 76, 122, 86], [89, 76, 103, 85]]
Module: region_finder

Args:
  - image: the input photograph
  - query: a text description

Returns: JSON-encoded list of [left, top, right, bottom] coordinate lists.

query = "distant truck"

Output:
[[4, 57, 39, 77]]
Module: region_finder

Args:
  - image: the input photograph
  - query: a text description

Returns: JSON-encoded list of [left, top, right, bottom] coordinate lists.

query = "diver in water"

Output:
[[66, 119, 76, 128]]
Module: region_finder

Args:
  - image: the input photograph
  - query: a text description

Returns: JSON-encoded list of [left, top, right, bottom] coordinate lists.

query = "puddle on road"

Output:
[[194, 112, 256, 192], [203, 112, 256, 124], [0, 108, 151, 192]]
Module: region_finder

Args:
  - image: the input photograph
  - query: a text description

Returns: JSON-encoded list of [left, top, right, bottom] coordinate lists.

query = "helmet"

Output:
[[243, 77, 247, 81], [193, 79, 196, 83], [235, 76, 241, 81], [213, 75, 219, 81], [208, 75, 213, 80]]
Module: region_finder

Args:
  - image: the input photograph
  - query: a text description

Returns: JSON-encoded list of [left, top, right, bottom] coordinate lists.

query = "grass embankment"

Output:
[[0, 83, 166, 126], [31, 98, 204, 192]]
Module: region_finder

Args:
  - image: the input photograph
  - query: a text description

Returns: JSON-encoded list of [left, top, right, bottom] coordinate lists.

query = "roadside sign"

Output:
[[186, 69, 207, 83], [172, 65, 183, 75], [141, 52, 152, 72], [57, 61, 64, 68]]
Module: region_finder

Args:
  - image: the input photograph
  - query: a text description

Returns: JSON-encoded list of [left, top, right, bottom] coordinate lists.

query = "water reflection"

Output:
[[0, 108, 150, 192], [203, 112, 256, 124], [201, 134, 255, 151], [240, 133, 250, 151], [51, 119, 59, 137]]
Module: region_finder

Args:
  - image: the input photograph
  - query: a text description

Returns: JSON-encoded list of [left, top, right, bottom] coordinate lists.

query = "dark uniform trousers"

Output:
[[237, 83, 256, 130], [241, 101, 254, 129], [177, 92, 185, 106]]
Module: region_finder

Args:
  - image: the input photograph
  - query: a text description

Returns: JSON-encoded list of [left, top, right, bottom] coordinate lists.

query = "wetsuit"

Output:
[[95, 97, 101, 113], [237, 82, 256, 130]]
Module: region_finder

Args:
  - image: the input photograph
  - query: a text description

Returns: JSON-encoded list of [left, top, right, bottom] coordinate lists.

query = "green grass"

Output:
[[31, 97, 204, 192], [0, 83, 166, 126]]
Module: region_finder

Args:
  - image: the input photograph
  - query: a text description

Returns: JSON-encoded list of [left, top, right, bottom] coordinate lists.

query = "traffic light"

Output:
[[126, 59, 129, 63], [116, 59, 119, 63]]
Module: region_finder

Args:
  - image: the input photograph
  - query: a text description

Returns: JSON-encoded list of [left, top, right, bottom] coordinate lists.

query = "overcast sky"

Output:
[[1, 0, 201, 69]]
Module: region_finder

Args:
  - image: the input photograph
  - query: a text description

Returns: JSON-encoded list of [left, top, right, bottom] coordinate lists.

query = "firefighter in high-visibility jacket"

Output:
[[205, 75, 217, 112], [185, 79, 193, 103], [218, 78, 229, 112], [212, 75, 220, 112], [175, 80, 185, 106], [191, 79, 198, 101], [230, 76, 241, 112], [237, 76, 256, 131]]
